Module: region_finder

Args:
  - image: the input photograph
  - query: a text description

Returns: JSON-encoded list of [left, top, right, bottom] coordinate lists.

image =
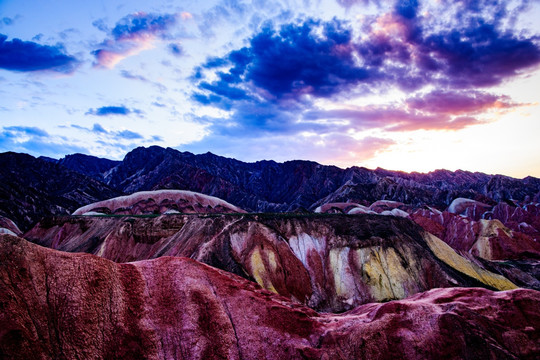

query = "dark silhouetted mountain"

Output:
[[103, 146, 348, 212], [100, 146, 540, 212], [41, 153, 120, 181], [0, 152, 121, 231], [3, 146, 540, 229]]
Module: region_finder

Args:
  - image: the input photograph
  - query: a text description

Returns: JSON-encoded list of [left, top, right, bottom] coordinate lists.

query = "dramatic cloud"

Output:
[[0, 34, 79, 73], [195, 19, 370, 103], [86, 106, 142, 116], [191, 2, 540, 149], [357, 1, 540, 90], [93, 12, 178, 68]]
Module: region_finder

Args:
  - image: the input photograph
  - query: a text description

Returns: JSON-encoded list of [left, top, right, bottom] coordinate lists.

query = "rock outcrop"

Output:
[[1, 234, 539, 360], [412, 208, 540, 261], [72, 190, 246, 215], [41, 153, 120, 181], [25, 213, 516, 312]]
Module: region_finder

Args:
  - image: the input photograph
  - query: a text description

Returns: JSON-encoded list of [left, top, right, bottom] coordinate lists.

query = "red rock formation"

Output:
[[412, 208, 540, 261], [491, 202, 540, 237], [24, 214, 516, 312], [72, 190, 246, 215], [1, 234, 539, 360]]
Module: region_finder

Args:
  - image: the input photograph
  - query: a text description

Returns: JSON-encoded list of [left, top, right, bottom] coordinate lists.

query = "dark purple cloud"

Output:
[[196, 8, 539, 106], [189, 1, 539, 156], [194, 19, 370, 104], [406, 90, 514, 115], [422, 23, 540, 87], [357, 2, 540, 90], [395, 0, 419, 19], [86, 106, 140, 116], [0, 34, 78, 73]]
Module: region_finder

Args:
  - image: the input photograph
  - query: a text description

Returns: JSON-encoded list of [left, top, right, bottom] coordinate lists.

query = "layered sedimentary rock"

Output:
[[72, 190, 246, 215], [412, 208, 540, 261], [1, 234, 539, 360], [25, 213, 516, 312]]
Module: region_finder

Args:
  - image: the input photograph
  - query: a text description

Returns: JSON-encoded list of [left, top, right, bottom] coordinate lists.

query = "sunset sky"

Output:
[[1, 0, 539, 177]]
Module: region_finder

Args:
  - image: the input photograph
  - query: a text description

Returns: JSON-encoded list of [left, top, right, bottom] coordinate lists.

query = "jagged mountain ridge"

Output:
[[3, 146, 540, 230], [53, 146, 540, 211], [0, 152, 121, 231]]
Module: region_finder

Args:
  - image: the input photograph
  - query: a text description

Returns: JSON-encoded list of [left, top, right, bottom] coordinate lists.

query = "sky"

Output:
[[0, 0, 539, 178]]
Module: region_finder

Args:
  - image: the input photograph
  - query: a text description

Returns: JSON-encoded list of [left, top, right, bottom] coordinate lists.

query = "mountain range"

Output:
[[2, 145, 539, 231], [1, 146, 540, 358]]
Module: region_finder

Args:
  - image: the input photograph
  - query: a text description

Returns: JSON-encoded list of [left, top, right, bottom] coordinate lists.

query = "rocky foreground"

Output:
[[1, 234, 539, 360]]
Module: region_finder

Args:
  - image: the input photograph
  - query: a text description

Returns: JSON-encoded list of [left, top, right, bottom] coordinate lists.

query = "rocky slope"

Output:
[[1, 234, 539, 360], [72, 190, 246, 215], [25, 213, 517, 312], [0, 152, 121, 231]]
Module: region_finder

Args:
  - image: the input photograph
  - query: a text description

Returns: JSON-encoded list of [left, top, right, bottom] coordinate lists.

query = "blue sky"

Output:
[[1, 0, 540, 177]]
